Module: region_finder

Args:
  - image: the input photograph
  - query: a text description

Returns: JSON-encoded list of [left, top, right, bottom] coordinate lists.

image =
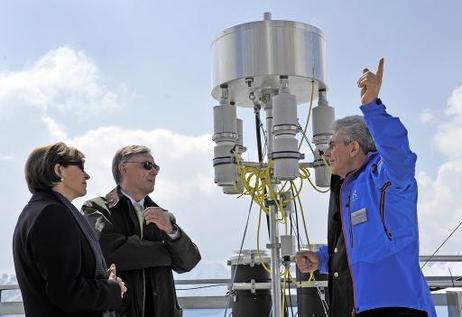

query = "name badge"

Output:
[[351, 208, 368, 226]]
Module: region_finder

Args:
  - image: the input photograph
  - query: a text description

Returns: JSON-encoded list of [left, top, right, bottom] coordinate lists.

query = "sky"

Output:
[[1, 0, 462, 279]]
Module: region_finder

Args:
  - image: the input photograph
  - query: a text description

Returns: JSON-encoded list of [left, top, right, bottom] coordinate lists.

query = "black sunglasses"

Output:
[[125, 161, 160, 172], [60, 160, 85, 171]]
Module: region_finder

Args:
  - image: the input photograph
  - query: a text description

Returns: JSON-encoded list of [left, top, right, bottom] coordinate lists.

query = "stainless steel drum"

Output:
[[211, 12, 327, 107]]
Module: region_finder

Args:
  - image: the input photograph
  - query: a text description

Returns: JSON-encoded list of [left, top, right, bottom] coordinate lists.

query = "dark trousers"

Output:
[[357, 307, 427, 317]]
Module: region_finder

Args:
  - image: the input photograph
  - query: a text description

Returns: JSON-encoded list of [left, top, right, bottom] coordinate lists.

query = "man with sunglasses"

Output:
[[82, 145, 201, 317]]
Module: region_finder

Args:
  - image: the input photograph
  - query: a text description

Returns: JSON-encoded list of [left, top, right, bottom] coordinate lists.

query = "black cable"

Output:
[[254, 105, 271, 239], [254, 105, 264, 165], [287, 272, 295, 316], [421, 218, 462, 269], [223, 194, 255, 317], [449, 267, 455, 288]]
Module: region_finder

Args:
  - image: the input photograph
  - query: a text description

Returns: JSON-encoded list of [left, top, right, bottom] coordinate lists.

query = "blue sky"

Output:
[[1, 0, 462, 276]]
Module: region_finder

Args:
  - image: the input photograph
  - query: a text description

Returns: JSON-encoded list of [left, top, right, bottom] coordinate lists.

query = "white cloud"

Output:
[[434, 86, 462, 159], [0, 46, 131, 165], [42, 115, 68, 140], [418, 85, 462, 276], [0, 47, 128, 273], [66, 126, 215, 200], [420, 109, 435, 124], [0, 46, 120, 120]]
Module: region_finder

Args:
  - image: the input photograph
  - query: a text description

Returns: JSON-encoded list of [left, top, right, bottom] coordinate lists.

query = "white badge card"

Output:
[[351, 208, 368, 226]]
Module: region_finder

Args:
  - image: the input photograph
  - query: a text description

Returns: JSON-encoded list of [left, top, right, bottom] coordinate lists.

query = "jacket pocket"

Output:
[[379, 181, 393, 240]]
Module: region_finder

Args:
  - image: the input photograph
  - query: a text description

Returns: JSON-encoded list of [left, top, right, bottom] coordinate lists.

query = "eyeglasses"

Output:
[[327, 139, 353, 152], [61, 160, 85, 171], [124, 161, 160, 172]]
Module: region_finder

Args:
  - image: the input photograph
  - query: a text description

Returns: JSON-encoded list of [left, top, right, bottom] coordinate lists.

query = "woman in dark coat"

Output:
[[13, 142, 126, 317]]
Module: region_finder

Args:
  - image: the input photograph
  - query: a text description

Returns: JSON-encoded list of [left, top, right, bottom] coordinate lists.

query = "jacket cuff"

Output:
[[317, 245, 329, 274], [360, 99, 385, 115], [166, 224, 181, 240]]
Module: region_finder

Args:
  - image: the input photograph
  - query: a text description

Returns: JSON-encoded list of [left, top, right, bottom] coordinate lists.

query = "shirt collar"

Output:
[[120, 188, 145, 207]]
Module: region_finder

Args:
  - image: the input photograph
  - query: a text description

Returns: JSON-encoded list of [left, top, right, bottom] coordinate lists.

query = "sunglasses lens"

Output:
[[62, 160, 85, 171], [142, 161, 159, 171], [144, 161, 153, 170]]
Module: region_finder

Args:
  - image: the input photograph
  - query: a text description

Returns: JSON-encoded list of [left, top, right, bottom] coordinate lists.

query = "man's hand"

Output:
[[144, 207, 174, 234], [295, 250, 320, 273], [107, 264, 127, 298], [358, 58, 384, 105]]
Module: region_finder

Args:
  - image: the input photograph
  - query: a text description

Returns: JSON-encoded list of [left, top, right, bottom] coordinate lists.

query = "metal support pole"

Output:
[[264, 94, 282, 317], [447, 291, 462, 317], [268, 204, 282, 317]]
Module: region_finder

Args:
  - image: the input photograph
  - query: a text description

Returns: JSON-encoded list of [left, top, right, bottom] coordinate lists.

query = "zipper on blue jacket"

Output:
[[347, 195, 353, 248], [380, 181, 393, 240]]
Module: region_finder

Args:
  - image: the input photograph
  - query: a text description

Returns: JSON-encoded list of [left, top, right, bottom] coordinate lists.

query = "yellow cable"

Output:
[[256, 207, 272, 273], [305, 172, 330, 194], [292, 182, 311, 248], [298, 80, 316, 151], [288, 270, 314, 288]]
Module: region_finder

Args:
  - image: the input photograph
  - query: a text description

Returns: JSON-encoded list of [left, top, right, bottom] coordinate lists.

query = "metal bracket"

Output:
[[266, 242, 281, 249]]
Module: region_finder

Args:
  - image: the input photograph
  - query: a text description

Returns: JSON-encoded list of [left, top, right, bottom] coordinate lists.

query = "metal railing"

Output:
[[3, 256, 462, 316], [0, 278, 457, 316]]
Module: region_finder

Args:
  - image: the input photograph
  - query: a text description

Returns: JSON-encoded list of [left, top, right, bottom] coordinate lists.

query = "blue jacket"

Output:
[[317, 101, 436, 316]]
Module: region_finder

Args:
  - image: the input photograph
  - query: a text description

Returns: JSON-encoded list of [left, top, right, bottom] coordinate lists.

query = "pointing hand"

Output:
[[358, 58, 384, 105]]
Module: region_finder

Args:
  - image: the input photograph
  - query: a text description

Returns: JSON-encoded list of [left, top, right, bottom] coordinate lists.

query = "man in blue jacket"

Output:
[[295, 58, 436, 317]]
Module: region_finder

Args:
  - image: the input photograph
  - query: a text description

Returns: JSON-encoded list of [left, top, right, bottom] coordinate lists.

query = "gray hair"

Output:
[[112, 145, 152, 184], [333, 115, 376, 154]]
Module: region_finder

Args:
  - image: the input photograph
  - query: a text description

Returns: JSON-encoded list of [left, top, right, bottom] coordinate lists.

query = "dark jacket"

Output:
[[82, 187, 201, 317], [325, 175, 354, 317], [13, 191, 122, 317]]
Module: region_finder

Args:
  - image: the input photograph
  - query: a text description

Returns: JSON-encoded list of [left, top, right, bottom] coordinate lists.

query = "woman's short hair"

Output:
[[112, 145, 151, 184], [25, 142, 85, 194]]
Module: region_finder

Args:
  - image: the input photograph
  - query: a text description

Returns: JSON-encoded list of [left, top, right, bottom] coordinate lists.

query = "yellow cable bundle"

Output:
[[256, 207, 272, 273], [232, 78, 332, 296]]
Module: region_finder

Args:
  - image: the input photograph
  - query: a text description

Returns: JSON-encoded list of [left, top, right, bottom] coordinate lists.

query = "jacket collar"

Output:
[[344, 151, 378, 180], [105, 186, 155, 209]]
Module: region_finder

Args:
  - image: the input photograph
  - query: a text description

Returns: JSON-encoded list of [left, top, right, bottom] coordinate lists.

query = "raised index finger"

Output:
[[376, 58, 384, 80]]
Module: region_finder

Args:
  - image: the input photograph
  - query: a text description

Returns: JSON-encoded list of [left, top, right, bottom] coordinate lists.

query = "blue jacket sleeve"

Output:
[[360, 101, 417, 188], [317, 245, 329, 274]]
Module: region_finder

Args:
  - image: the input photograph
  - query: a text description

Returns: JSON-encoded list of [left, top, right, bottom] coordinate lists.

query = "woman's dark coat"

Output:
[[13, 191, 121, 317]]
